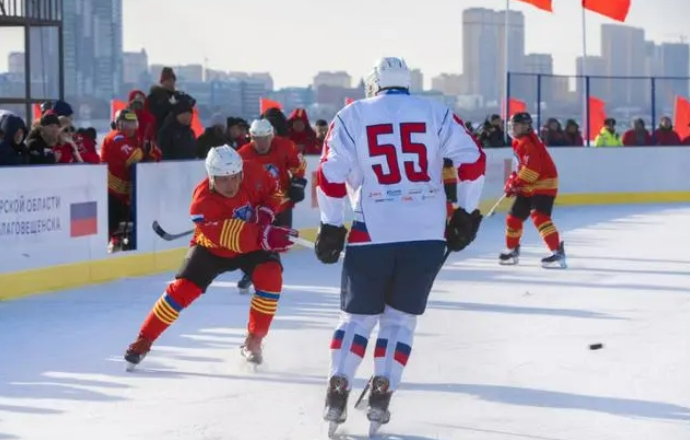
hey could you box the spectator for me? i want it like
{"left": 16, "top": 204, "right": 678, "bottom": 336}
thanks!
{"left": 653, "top": 116, "right": 681, "bottom": 146}
{"left": 53, "top": 116, "right": 84, "bottom": 163}
{"left": 25, "top": 112, "right": 60, "bottom": 164}
{"left": 261, "top": 107, "right": 289, "bottom": 137}
{"left": 226, "top": 117, "right": 250, "bottom": 149}
{"left": 195, "top": 113, "right": 227, "bottom": 159}
{"left": 52, "top": 100, "right": 74, "bottom": 121}
{"left": 287, "top": 108, "right": 317, "bottom": 154}
{"left": 0, "top": 113, "right": 28, "bottom": 166}
{"left": 594, "top": 118, "right": 622, "bottom": 147}
{"left": 309, "top": 119, "right": 329, "bottom": 155}
{"left": 101, "top": 109, "right": 144, "bottom": 251}
{"left": 622, "top": 118, "right": 652, "bottom": 146}
{"left": 562, "top": 119, "right": 584, "bottom": 146}
{"left": 147, "top": 67, "right": 177, "bottom": 137}
{"left": 157, "top": 98, "right": 196, "bottom": 160}
{"left": 128, "top": 90, "right": 157, "bottom": 148}
{"left": 74, "top": 128, "right": 102, "bottom": 164}
{"left": 478, "top": 114, "right": 510, "bottom": 148}
{"left": 464, "top": 121, "right": 475, "bottom": 134}
{"left": 541, "top": 118, "right": 568, "bottom": 146}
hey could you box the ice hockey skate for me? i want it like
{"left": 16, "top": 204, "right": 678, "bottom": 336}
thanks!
{"left": 323, "top": 375, "right": 349, "bottom": 438}
{"left": 237, "top": 272, "right": 252, "bottom": 294}
{"left": 499, "top": 244, "right": 520, "bottom": 265}
{"left": 124, "top": 335, "right": 152, "bottom": 371}
{"left": 541, "top": 241, "right": 566, "bottom": 269}
{"left": 240, "top": 333, "right": 263, "bottom": 367}
{"left": 367, "top": 376, "right": 392, "bottom": 437}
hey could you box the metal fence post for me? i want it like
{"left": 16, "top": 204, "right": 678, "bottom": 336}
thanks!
{"left": 536, "top": 74, "right": 542, "bottom": 133}
{"left": 650, "top": 77, "right": 657, "bottom": 145}
{"left": 585, "top": 75, "right": 591, "bottom": 147}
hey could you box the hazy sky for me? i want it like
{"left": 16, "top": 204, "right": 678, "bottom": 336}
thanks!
{"left": 1, "top": 0, "right": 689, "bottom": 89}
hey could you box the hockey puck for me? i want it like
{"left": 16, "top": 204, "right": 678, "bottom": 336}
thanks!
{"left": 589, "top": 343, "right": 603, "bottom": 350}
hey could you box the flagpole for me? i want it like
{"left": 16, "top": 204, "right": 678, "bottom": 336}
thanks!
{"left": 581, "top": 2, "right": 590, "bottom": 146}
{"left": 504, "top": 0, "right": 510, "bottom": 143}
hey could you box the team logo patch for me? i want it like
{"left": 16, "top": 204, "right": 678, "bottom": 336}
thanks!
{"left": 264, "top": 164, "right": 280, "bottom": 179}
{"left": 232, "top": 203, "right": 254, "bottom": 221}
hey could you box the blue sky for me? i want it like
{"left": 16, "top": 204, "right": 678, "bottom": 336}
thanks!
{"left": 1, "top": 0, "right": 688, "bottom": 88}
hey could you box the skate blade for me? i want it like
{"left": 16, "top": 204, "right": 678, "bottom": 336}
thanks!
{"left": 125, "top": 361, "right": 137, "bottom": 372}
{"left": 238, "top": 287, "right": 250, "bottom": 295}
{"left": 368, "top": 421, "right": 382, "bottom": 437}
{"left": 542, "top": 260, "right": 567, "bottom": 269}
{"left": 499, "top": 258, "right": 518, "bottom": 266}
{"left": 327, "top": 421, "right": 340, "bottom": 438}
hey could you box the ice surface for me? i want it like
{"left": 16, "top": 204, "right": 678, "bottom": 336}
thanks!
{"left": 1, "top": 204, "right": 689, "bottom": 439}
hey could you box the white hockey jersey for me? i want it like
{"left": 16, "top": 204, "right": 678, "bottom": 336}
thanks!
{"left": 316, "top": 90, "right": 484, "bottom": 246}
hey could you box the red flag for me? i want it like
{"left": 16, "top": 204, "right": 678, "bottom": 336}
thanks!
{"left": 582, "top": 0, "right": 630, "bottom": 22}
{"left": 587, "top": 96, "right": 606, "bottom": 140}
{"left": 502, "top": 98, "right": 527, "bottom": 120}
{"left": 32, "top": 104, "right": 41, "bottom": 121}
{"left": 673, "top": 96, "right": 690, "bottom": 141}
{"left": 514, "top": 0, "right": 552, "bottom": 12}
{"left": 191, "top": 108, "right": 203, "bottom": 138}
{"left": 259, "top": 98, "right": 282, "bottom": 114}
{"left": 110, "top": 99, "right": 127, "bottom": 120}
{"left": 344, "top": 97, "right": 355, "bottom": 105}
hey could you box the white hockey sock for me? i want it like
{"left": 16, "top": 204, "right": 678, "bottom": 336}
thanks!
{"left": 329, "top": 311, "right": 378, "bottom": 390}
{"left": 373, "top": 305, "right": 417, "bottom": 391}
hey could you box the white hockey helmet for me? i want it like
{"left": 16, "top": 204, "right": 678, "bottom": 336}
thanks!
{"left": 249, "top": 118, "right": 274, "bottom": 137}
{"left": 365, "top": 57, "right": 411, "bottom": 98}
{"left": 205, "top": 145, "right": 243, "bottom": 178}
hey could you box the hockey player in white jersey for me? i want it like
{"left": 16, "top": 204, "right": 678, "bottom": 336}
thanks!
{"left": 314, "top": 57, "right": 486, "bottom": 436}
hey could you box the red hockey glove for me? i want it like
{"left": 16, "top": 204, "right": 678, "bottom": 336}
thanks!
{"left": 255, "top": 206, "right": 275, "bottom": 226}
{"left": 259, "top": 225, "right": 297, "bottom": 252}
{"left": 504, "top": 172, "right": 520, "bottom": 196}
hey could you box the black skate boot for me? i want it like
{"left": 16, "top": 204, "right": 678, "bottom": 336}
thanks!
{"left": 367, "top": 376, "right": 393, "bottom": 436}
{"left": 240, "top": 333, "right": 263, "bottom": 365}
{"left": 124, "top": 335, "right": 152, "bottom": 371}
{"left": 324, "top": 375, "right": 349, "bottom": 438}
{"left": 499, "top": 244, "right": 520, "bottom": 265}
{"left": 542, "top": 241, "right": 566, "bottom": 269}
{"left": 237, "top": 272, "right": 252, "bottom": 294}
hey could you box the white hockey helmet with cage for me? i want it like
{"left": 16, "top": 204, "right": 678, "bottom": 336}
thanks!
{"left": 249, "top": 118, "right": 274, "bottom": 137}
{"left": 205, "top": 145, "right": 243, "bottom": 178}
{"left": 365, "top": 57, "right": 412, "bottom": 98}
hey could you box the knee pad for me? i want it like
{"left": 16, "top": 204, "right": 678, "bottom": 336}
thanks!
{"left": 380, "top": 305, "right": 417, "bottom": 333}
{"left": 166, "top": 278, "right": 203, "bottom": 308}
{"left": 530, "top": 210, "right": 550, "bottom": 227}
{"left": 252, "top": 261, "right": 282, "bottom": 293}
{"left": 506, "top": 214, "right": 524, "bottom": 230}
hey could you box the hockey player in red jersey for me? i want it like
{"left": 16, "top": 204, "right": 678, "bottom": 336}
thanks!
{"left": 124, "top": 146, "right": 297, "bottom": 369}
{"left": 500, "top": 112, "right": 566, "bottom": 268}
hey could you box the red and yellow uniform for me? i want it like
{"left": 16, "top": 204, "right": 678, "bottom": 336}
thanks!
{"left": 133, "top": 161, "right": 287, "bottom": 350}
{"left": 238, "top": 136, "right": 306, "bottom": 212}
{"left": 100, "top": 130, "right": 144, "bottom": 205}
{"left": 505, "top": 132, "right": 561, "bottom": 251}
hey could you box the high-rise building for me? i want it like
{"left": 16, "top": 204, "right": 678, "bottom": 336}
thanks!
{"left": 409, "top": 69, "right": 424, "bottom": 92}
{"left": 63, "top": 0, "right": 123, "bottom": 100}
{"left": 313, "top": 71, "right": 351, "bottom": 89}
{"left": 601, "top": 24, "right": 646, "bottom": 106}
{"left": 462, "top": 8, "right": 525, "bottom": 104}
{"left": 431, "top": 73, "right": 464, "bottom": 96}
{"left": 576, "top": 55, "right": 607, "bottom": 100}
{"left": 521, "top": 53, "right": 553, "bottom": 105}
{"left": 7, "top": 52, "right": 24, "bottom": 74}
{"left": 655, "top": 42, "right": 689, "bottom": 113}
{"left": 123, "top": 49, "right": 149, "bottom": 84}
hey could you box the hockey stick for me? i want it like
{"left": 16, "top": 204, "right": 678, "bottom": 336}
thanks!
{"left": 289, "top": 235, "right": 346, "bottom": 259}
{"left": 485, "top": 194, "right": 507, "bottom": 217}
{"left": 152, "top": 221, "right": 194, "bottom": 241}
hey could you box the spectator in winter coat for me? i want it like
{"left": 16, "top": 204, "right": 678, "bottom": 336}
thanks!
{"left": 0, "top": 113, "right": 29, "bottom": 166}
{"left": 53, "top": 116, "right": 85, "bottom": 163}
{"left": 157, "top": 100, "right": 197, "bottom": 160}
{"left": 146, "top": 67, "right": 178, "bottom": 137}
{"left": 541, "top": 118, "right": 568, "bottom": 146}
{"left": 287, "top": 108, "right": 317, "bottom": 154}
{"left": 226, "top": 117, "right": 250, "bottom": 149}
{"left": 594, "top": 118, "right": 622, "bottom": 147}
{"left": 311, "top": 119, "right": 328, "bottom": 155}
{"left": 478, "top": 114, "right": 510, "bottom": 148}
{"left": 653, "top": 116, "right": 682, "bottom": 146}
{"left": 25, "top": 112, "right": 60, "bottom": 164}
{"left": 562, "top": 119, "right": 584, "bottom": 146}
{"left": 261, "top": 107, "right": 289, "bottom": 137}
{"left": 74, "top": 128, "right": 101, "bottom": 163}
{"left": 195, "top": 113, "right": 227, "bottom": 159}
{"left": 52, "top": 100, "right": 74, "bottom": 121}
{"left": 622, "top": 118, "right": 652, "bottom": 146}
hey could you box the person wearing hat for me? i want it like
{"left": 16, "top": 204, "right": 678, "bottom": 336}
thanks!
{"left": 156, "top": 97, "right": 196, "bottom": 160}
{"left": 195, "top": 113, "right": 228, "bottom": 159}
{"left": 622, "top": 118, "right": 652, "bottom": 146}
{"left": 594, "top": 117, "right": 622, "bottom": 147}
{"left": 226, "top": 117, "right": 250, "bottom": 149}
{"left": 146, "top": 66, "right": 178, "bottom": 137}
{"left": 25, "top": 112, "right": 60, "bottom": 164}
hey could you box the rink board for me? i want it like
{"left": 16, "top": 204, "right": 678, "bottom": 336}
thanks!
{"left": 1, "top": 147, "right": 690, "bottom": 300}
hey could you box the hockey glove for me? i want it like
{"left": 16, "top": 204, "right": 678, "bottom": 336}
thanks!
{"left": 504, "top": 172, "right": 520, "bottom": 196}
{"left": 255, "top": 206, "right": 275, "bottom": 226}
{"left": 259, "top": 225, "right": 297, "bottom": 253}
{"left": 288, "top": 177, "right": 307, "bottom": 203}
{"left": 446, "top": 208, "right": 482, "bottom": 252}
{"left": 315, "top": 223, "right": 347, "bottom": 264}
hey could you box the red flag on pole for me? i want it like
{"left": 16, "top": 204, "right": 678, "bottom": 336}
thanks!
{"left": 191, "top": 108, "right": 203, "bottom": 138}
{"left": 673, "top": 96, "right": 690, "bottom": 141}
{"left": 259, "top": 98, "right": 282, "bottom": 114}
{"left": 587, "top": 96, "right": 606, "bottom": 141}
{"left": 514, "top": 0, "right": 552, "bottom": 12}
{"left": 502, "top": 98, "right": 527, "bottom": 120}
{"left": 582, "top": 0, "right": 630, "bottom": 22}
{"left": 32, "top": 103, "right": 42, "bottom": 121}
{"left": 110, "top": 99, "right": 127, "bottom": 120}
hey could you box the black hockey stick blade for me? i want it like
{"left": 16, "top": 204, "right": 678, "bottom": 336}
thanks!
{"left": 152, "top": 220, "right": 194, "bottom": 241}
{"left": 354, "top": 376, "right": 372, "bottom": 410}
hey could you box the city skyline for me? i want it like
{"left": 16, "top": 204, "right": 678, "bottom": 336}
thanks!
{"left": 1, "top": 0, "right": 689, "bottom": 89}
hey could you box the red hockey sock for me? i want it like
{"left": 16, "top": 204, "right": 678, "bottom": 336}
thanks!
{"left": 248, "top": 262, "right": 282, "bottom": 338}
{"left": 531, "top": 211, "right": 560, "bottom": 252}
{"left": 139, "top": 279, "right": 202, "bottom": 342}
{"left": 505, "top": 214, "right": 524, "bottom": 249}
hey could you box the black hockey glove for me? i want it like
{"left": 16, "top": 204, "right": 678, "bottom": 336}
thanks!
{"left": 445, "top": 208, "right": 482, "bottom": 252}
{"left": 315, "top": 223, "right": 347, "bottom": 264}
{"left": 288, "top": 177, "right": 307, "bottom": 203}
